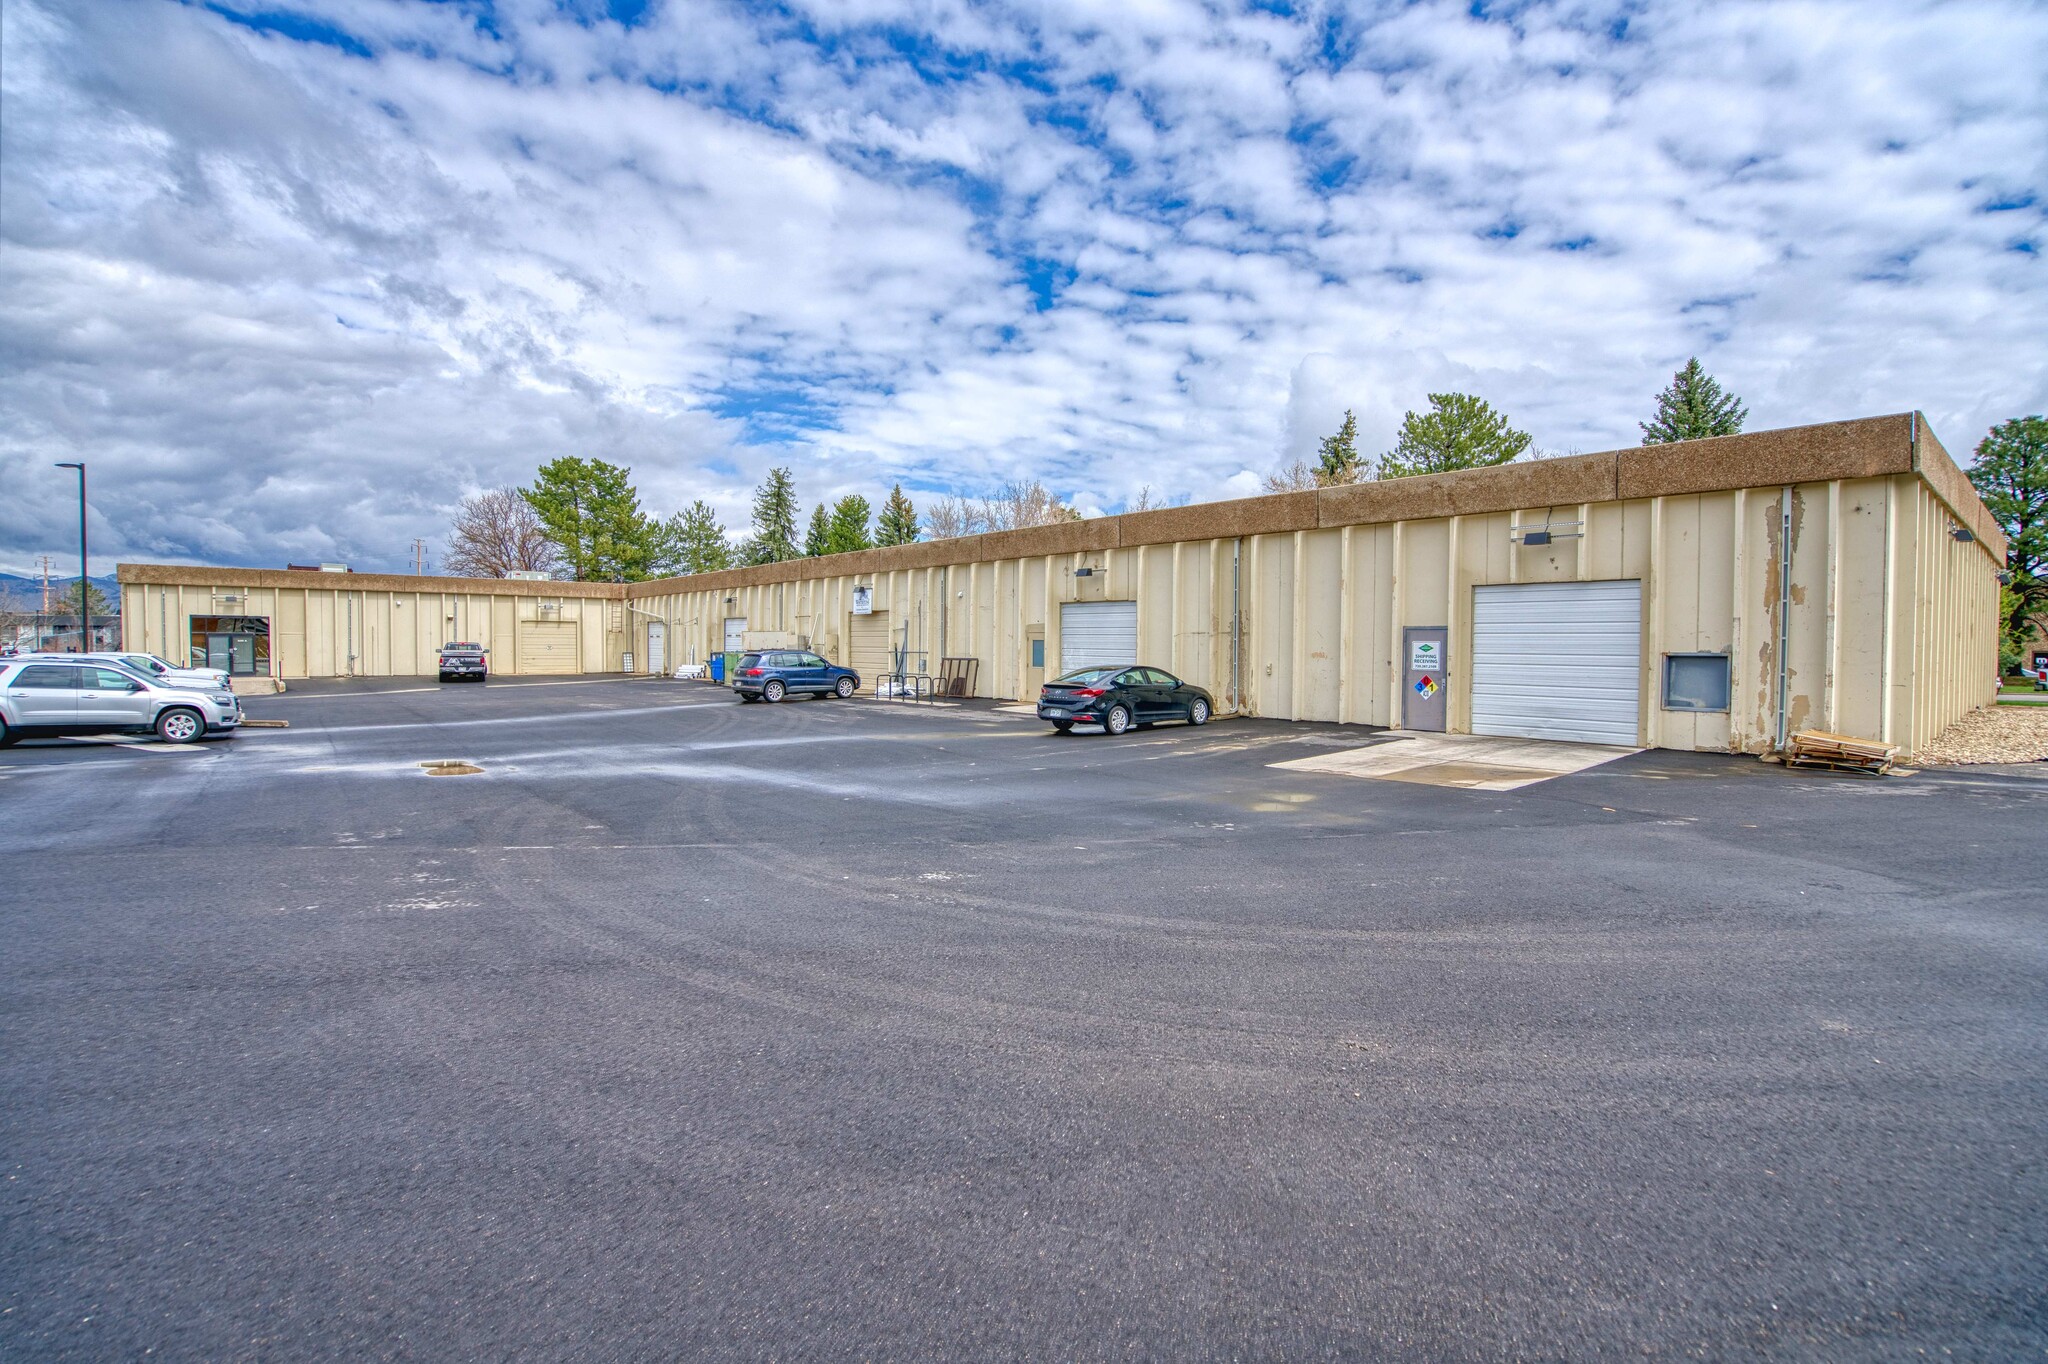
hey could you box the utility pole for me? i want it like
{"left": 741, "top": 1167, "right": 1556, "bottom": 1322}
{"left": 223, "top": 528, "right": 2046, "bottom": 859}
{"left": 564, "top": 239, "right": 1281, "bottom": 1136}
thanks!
{"left": 38, "top": 555, "right": 52, "bottom": 651}
{"left": 412, "top": 539, "right": 427, "bottom": 574}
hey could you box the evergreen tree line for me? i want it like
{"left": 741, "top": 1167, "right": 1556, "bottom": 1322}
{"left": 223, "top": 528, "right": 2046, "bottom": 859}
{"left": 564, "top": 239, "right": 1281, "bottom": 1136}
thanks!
{"left": 441, "top": 462, "right": 926, "bottom": 582}
{"left": 1265, "top": 357, "right": 1750, "bottom": 492}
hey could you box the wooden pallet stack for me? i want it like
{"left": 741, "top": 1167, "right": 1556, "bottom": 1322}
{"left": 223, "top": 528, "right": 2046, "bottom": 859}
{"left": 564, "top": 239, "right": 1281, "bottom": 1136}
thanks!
{"left": 1783, "top": 729, "right": 1898, "bottom": 776}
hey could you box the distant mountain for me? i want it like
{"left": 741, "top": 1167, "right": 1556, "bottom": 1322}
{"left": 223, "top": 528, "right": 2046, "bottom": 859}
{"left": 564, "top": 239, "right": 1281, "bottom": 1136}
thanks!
{"left": 0, "top": 572, "right": 122, "bottom": 609}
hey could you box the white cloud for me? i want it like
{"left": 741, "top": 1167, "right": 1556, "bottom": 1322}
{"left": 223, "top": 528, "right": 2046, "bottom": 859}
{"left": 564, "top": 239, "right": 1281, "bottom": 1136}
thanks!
{"left": 2, "top": 0, "right": 2043, "bottom": 571}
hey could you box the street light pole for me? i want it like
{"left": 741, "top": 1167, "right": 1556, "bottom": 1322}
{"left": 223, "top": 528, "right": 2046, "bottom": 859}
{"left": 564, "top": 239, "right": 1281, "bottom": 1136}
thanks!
{"left": 55, "top": 462, "right": 86, "bottom": 651}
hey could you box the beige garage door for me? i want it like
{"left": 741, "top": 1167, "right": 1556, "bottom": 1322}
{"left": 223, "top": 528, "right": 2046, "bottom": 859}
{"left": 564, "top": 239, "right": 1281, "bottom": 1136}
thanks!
{"left": 848, "top": 612, "right": 892, "bottom": 692}
{"left": 515, "top": 621, "right": 580, "bottom": 675}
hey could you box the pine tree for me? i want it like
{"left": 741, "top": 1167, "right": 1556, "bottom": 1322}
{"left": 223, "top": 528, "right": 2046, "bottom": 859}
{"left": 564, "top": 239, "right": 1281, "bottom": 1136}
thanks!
{"left": 660, "top": 500, "right": 733, "bottom": 576}
{"left": 746, "top": 467, "right": 801, "bottom": 564}
{"left": 825, "top": 495, "right": 873, "bottom": 555}
{"left": 1640, "top": 358, "right": 1747, "bottom": 444}
{"left": 1968, "top": 415, "right": 2048, "bottom": 662}
{"left": 1377, "top": 394, "right": 1529, "bottom": 479}
{"left": 1315, "top": 409, "right": 1364, "bottom": 485}
{"left": 521, "top": 456, "right": 662, "bottom": 580}
{"left": 803, "top": 504, "right": 832, "bottom": 558}
{"left": 876, "top": 484, "right": 920, "bottom": 546}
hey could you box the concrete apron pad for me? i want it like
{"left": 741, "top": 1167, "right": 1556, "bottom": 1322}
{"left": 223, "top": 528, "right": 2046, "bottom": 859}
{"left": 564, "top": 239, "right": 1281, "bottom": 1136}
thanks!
{"left": 1271, "top": 731, "right": 1639, "bottom": 791}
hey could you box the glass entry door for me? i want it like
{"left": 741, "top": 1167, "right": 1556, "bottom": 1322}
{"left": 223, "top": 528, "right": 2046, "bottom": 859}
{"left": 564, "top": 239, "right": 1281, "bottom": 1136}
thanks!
{"left": 204, "top": 634, "right": 233, "bottom": 672}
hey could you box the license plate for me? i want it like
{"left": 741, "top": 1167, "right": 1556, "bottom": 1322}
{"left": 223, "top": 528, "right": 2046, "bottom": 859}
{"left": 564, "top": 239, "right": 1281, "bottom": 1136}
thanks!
{"left": 1042, "top": 708, "right": 1068, "bottom": 718}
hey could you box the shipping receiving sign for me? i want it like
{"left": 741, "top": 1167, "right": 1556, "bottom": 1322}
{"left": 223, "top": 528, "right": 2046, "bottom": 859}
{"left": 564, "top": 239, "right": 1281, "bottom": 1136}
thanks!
{"left": 1409, "top": 640, "right": 1440, "bottom": 672}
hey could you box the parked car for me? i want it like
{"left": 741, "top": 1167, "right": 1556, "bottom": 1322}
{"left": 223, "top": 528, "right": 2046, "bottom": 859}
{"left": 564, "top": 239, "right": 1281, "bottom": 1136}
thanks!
{"left": 732, "top": 650, "right": 860, "bottom": 703}
{"left": 20, "top": 650, "right": 231, "bottom": 691}
{"left": 0, "top": 659, "right": 241, "bottom": 746}
{"left": 438, "top": 642, "right": 489, "bottom": 683}
{"left": 1037, "top": 665, "right": 1213, "bottom": 735}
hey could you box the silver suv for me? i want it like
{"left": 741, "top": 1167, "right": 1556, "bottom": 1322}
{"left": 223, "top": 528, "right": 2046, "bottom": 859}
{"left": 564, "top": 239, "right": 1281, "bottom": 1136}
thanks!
{"left": 18, "top": 650, "right": 230, "bottom": 691}
{"left": 0, "top": 659, "right": 241, "bottom": 746}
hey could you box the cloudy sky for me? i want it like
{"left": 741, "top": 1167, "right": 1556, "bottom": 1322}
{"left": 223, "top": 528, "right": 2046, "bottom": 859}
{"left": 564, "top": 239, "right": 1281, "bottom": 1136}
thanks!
{"left": 2, "top": 0, "right": 2043, "bottom": 575}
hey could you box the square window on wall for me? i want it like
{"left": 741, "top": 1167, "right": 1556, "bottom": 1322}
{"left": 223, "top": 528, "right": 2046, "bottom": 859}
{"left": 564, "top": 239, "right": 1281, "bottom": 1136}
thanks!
{"left": 1663, "top": 653, "right": 1731, "bottom": 712}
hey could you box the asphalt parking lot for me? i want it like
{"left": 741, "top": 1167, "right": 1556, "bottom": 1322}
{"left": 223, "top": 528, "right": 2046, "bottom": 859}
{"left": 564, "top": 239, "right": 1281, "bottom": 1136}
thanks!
{"left": 3, "top": 679, "right": 2044, "bottom": 1361}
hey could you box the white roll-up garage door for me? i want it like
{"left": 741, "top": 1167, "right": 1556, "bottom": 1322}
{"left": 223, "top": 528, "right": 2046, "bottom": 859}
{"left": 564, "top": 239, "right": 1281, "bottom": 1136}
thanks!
{"left": 1059, "top": 601, "right": 1138, "bottom": 673}
{"left": 848, "top": 612, "right": 893, "bottom": 692}
{"left": 1471, "top": 581, "right": 1642, "bottom": 745}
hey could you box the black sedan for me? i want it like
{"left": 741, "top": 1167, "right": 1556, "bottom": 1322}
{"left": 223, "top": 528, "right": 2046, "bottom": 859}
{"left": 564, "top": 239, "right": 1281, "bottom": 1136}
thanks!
{"left": 1036, "top": 665, "right": 1213, "bottom": 735}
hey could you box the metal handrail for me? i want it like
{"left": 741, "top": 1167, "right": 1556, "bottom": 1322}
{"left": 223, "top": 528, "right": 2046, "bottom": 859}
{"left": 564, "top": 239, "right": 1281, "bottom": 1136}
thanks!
{"left": 879, "top": 671, "right": 935, "bottom": 702}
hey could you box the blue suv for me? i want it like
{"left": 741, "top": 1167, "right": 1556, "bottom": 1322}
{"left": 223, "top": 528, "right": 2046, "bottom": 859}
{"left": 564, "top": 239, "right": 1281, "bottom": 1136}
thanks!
{"left": 733, "top": 650, "right": 861, "bottom": 703}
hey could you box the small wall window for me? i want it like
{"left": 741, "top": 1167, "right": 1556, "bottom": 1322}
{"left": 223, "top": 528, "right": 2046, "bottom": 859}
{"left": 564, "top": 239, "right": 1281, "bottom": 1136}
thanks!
{"left": 1663, "top": 653, "right": 1731, "bottom": 712}
{"left": 1030, "top": 637, "right": 1045, "bottom": 668}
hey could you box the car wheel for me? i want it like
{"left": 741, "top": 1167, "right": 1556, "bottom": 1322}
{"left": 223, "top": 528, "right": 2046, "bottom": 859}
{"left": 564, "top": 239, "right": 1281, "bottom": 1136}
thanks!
{"left": 1104, "top": 704, "right": 1132, "bottom": 736}
{"left": 763, "top": 679, "right": 787, "bottom": 703}
{"left": 1188, "top": 697, "right": 1210, "bottom": 726}
{"left": 0, "top": 721, "right": 15, "bottom": 748}
{"left": 1051, "top": 721, "right": 1073, "bottom": 733}
{"left": 835, "top": 676, "right": 855, "bottom": 698}
{"left": 155, "top": 707, "right": 204, "bottom": 744}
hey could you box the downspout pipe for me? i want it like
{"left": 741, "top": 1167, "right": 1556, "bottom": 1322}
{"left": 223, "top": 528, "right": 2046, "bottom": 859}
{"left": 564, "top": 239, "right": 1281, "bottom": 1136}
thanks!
{"left": 1775, "top": 487, "right": 1794, "bottom": 751}
{"left": 1230, "top": 537, "right": 1243, "bottom": 715}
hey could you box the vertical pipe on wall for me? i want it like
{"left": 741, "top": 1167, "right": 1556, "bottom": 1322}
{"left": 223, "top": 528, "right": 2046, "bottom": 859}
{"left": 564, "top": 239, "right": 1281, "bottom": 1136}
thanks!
{"left": 1823, "top": 481, "right": 1842, "bottom": 731}
{"left": 1229, "top": 537, "right": 1242, "bottom": 714}
{"left": 1774, "top": 487, "right": 1793, "bottom": 751}
{"left": 1337, "top": 525, "right": 1353, "bottom": 726}
{"left": 1729, "top": 488, "right": 1748, "bottom": 750}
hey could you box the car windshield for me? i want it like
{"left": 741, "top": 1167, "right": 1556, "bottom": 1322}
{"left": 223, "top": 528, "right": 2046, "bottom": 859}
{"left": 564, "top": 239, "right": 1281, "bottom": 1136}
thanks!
{"left": 120, "top": 655, "right": 170, "bottom": 674}
{"left": 1053, "top": 667, "right": 1124, "bottom": 685}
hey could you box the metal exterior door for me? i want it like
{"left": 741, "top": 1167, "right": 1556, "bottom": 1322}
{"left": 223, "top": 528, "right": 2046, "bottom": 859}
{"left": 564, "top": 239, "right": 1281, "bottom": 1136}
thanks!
{"left": 1471, "top": 580, "right": 1642, "bottom": 745}
{"left": 1402, "top": 627, "right": 1449, "bottom": 732}
{"left": 723, "top": 617, "right": 747, "bottom": 655}
{"left": 1059, "top": 601, "right": 1137, "bottom": 673}
{"left": 646, "top": 622, "right": 665, "bottom": 675}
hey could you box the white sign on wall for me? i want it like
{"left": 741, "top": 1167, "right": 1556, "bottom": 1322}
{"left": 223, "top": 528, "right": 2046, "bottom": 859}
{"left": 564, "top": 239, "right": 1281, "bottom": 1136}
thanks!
{"left": 851, "top": 585, "right": 874, "bottom": 615}
{"left": 1409, "top": 639, "right": 1441, "bottom": 672}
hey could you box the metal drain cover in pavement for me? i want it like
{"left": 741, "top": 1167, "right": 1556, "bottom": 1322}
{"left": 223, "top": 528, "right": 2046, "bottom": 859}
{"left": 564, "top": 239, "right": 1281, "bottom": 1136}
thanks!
{"left": 419, "top": 759, "right": 483, "bottom": 776}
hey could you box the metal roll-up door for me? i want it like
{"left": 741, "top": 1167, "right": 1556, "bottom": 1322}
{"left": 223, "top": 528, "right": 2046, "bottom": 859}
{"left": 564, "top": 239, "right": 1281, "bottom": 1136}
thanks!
{"left": 848, "top": 612, "right": 892, "bottom": 691}
{"left": 516, "top": 621, "right": 580, "bottom": 675}
{"left": 1470, "top": 581, "right": 1642, "bottom": 745}
{"left": 1059, "top": 601, "right": 1138, "bottom": 673}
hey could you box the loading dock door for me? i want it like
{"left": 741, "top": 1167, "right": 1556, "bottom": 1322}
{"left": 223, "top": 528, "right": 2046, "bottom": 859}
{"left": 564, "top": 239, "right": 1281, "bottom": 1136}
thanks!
{"left": 848, "top": 612, "right": 892, "bottom": 692}
{"left": 1470, "top": 581, "right": 1642, "bottom": 745}
{"left": 516, "top": 621, "right": 580, "bottom": 675}
{"left": 1059, "top": 601, "right": 1137, "bottom": 673}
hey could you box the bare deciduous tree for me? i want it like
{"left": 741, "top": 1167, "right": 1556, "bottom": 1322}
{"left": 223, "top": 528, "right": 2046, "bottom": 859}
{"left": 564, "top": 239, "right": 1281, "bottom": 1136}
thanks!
{"left": 1261, "top": 459, "right": 1321, "bottom": 493}
{"left": 923, "top": 480, "right": 1084, "bottom": 539}
{"left": 982, "top": 480, "right": 1082, "bottom": 532}
{"left": 922, "top": 494, "right": 981, "bottom": 540}
{"left": 443, "top": 488, "right": 563, "bottom": 579}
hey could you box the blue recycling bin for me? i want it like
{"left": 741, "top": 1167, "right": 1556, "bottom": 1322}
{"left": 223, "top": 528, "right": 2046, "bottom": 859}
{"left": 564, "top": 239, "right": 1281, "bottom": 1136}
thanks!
{"left": 709, "top": 654, "right": 725, "bottom": 683}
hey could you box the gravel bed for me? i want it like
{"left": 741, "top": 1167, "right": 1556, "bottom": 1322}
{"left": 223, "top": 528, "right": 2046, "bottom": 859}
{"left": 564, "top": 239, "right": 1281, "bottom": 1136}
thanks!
{"left": 1915, "top": 704, "right": 2048, "bottom": 765}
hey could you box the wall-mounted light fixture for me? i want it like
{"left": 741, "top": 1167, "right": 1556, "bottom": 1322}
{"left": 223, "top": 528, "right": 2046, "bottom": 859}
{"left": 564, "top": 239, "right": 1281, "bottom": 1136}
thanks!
{"left": 1510, "top": 518, "right": 1581, "bottom": 545}
{"left": 1951, "top": 527, "right": 1976, "bottom": 542}
{"left": 1073, "top": 567, "right": 1095, "bottom": 577}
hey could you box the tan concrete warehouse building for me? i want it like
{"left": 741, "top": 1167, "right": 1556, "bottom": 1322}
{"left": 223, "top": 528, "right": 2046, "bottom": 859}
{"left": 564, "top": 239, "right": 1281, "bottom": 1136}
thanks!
{"left": 121, "top": 413, "right": 2005, "bottom": 757}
